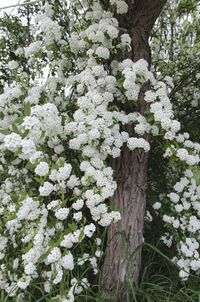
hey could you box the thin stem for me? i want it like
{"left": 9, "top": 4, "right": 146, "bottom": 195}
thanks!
{"left": 0, "top": 0, "right": 42, "bottom": 10}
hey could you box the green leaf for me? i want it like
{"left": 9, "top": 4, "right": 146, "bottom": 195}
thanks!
{"left": 21, "top": 129, "right": 29, "bottom": 138}
{"left": 0, "top": 112, "right": 4, "bottom": 120}
{"left": 69, "top": 223, "right": 77, "bottom": 232}
{"left": 34, "top": 177, "right": 44, "bottom": 185}
{"left": 169, "top": 145, "right": 176, "bottom": 155}
{"left": 14, "top": 117, "right": 24, "bottom": 125}
{"left": 24, "top": 102, "right": 31, "bottom": 116}
{"left": 26, "top": 162, "right": 34, "bottom": 172}
{"left": 12, "top": 123, "right": 20, "bottom": 134}
{"left": 191, "top": 166, "right": 200, "bottom": 186}
{"left": 0, "top": 129, "right": 10, "bottom": 135}
{"left": 22, "top": 242, "right": 33, "bottom": 254}
{"left": 37, "top": 250, "right": 50, "bottom": 264}
{"left": 78, "top": 229, "right": 85, "bottom": 241}
{"left": 9, "top": 193, "right": 19, "bottom": 203}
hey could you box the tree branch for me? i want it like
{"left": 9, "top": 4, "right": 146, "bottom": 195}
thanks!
{"left": 131, "top": 0, "right": 167, "bottom": 33}
{"left": 169, "top": 64, "right": 200, "bottom": 99}
{"left": 0, "top": 0, "right": 42, "bottom": 10}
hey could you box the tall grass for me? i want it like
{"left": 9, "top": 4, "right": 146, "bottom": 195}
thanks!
{"left": 76, "top": 240, "right": 200, "bottom": 302}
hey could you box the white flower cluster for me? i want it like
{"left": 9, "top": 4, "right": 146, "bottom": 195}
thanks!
{"left": 127, "top": 137, "right": 150, "bottom": 152}
{"left": 34, "top": 4, "right": 62, "bottom": 47}
{"left": 159, "top": 170, "right": 200, "bottom": 280}
{"left": 0, "top": 85, "right": 24, "bottom": 129}
{"left": 110, "top": 0, "right": 128, "bottom": 14}
{"left": 0, "top": 1, "right": 129, "bottom": 300}
{"left": 25, "top": 41, "right": 43, "bottom": 58}
{"left": 120, "top": 63, "right": 200, "bottom": 165}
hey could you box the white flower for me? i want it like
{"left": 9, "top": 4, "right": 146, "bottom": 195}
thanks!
{"left": 121, "top": 33, "right": 131, "bottom": 46}
{"left": 127, "top": 137, "right": 150, "bottom": 152}
{"left": 0, "top": 236, "right": 8, "bottom": 251}
{"left": 39, "top": 182, "right": 54, "bottom": 196}
{"left": 107, "top": 25, "right": 119, "bottom": 39}
{"left": 55, "top": 208, "right": 69, "bottom": 220}
{"left": 95, "top": 238, "right": 102, "bottom": 246}
{"left": 171, "top": 120, "right": 181, "bottom": 133}
{"left": 25, "top": 41, "right": 43, "bottom": 57}
{"left": 73, "top": 212, "right": 82, "bottom": 222}
{"left": 35, "top": 162, "right": 49, "bottom": 177}
{"left": 4, "top": 133, "right": 22, "bottom": 152}
{"left": 163, "top": 215, "right": 174, "bottom": 224}
{"left": 111, "top": 211, "right": 121, "bottom": 223}
{"left": 47, "top": 247, "right": 61, "bottom": 264}
{"left": 60, "top": 234, "right": 74, "bottom": 248}
{"left": 175, "top": 204, "right": 183, "bottom": 213}
{"left": 72, "top": 199, "right": 84, "bottom": 211}
{"left": 152, "top": 202, "right": 161, "bottom": 210}
{"left": 8, "top": 60, "right": 19, "bottom": 70}
{"left": 179, "top": 269, "right": 189, "bottom": 280}
{"left": 95, "top": 47, "right": 110, "bottom": 59}
{"left": 168, "top": 192, "right": 179, "bottom": 203}
{"left": 99, "top": 213, "right": 113, "bottom": 226}
{"left": 161, "top": 234, "right": 173, "bottom": 247}
{"left": 163, "top": 147, "right": 173, "bottom": 158}
{"left": 24, "top": 263, "right": 36, "bottom": 275}
{"left": 84, "top": 224, "right": 96, "bottom": 238}
{"left": 58, "top": 164, "right": 72, "bottom": 181}
{"left": 47, "top": 199, "right": 60, "bottom": 210}
{"left": 17, "top": 276, "right": 31, "bottom": 289}
{"left": 53, "top": 269, "right": 63, "bottom": 284}
{"left": 172, "top": 219, "right": 180, "bottom": 229}
{"left": 61, "top": 252, "right": 74, "bottom": 270}
{"left": 21, "top": 139, "right": 36, "bottom": 159}
{"left": 110, "top": 0, "right": 128, "bottom": 14}
{"left": 176, "top": 148, "right": 188, "bottom": 161}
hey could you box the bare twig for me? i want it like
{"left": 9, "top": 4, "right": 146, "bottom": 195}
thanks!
{"left": 169, "top": 65, "right": 200, "bottom": 98}
{"left": 0, "top": 0, "right": 42, "bottom": 10}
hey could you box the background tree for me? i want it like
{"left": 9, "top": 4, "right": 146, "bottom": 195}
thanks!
{"left": 100, "top": 0, "right": 167, "bottom": 295}
{"left": 100, "top": 0, "right": 200, "bottom": 298}
{"left": 0, "top": 2, "right": 42, "bottom": 92}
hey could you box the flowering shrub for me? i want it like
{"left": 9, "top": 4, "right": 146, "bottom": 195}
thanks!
{"left": 0, "top": 0, "right": 199, "bottom": 300}
{"left": 154, "top": 168, "right": 200, "bottom": 280}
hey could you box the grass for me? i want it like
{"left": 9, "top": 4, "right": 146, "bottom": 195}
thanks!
{"left": 76, "top": 240, "right": 200, "bottom": 302}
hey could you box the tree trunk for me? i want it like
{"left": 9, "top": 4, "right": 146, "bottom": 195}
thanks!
{"left": 100, "top": 0, "right": 167, "bottom": 298}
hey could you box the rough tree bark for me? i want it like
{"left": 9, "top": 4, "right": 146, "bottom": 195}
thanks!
{"left": 100, "top": 0, "right": 167, "bottom": 298}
